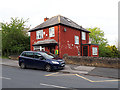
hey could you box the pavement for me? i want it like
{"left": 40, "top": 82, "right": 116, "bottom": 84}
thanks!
{"left": 0, "top": 58, "right": 119, "bottom": 79}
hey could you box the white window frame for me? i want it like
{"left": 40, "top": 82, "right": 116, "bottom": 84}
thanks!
{"left": 36, "top": 30, "right": 43, "bottom": 39}
{"left": 82, "top": 32, "right": 86, "bottom": 40}
{"left": 34, "top": 46, "right": 45, "bottom": 51}
{"left": 75, "top": 36, "right": 79, "bottom": 45}
{"left": 49, "top": 27, "right": 55, "bottom": 37}
{"left": 92, "top": 47, "right": 98, "bottom": 55}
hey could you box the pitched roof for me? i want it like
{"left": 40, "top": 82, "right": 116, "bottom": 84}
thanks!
{"left": 29, "top": 15, "right": 90, "bottom": 33}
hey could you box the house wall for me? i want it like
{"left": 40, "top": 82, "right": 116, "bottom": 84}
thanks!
{"left": 82, "top": 44, "right": 99, "bottom": 57}
{"left": 90, "top": 45, "right": 99, "bottom": 57}
{"left": 59, "top": 25, "right": 81, "bottom": 58}
{"left": 30, "top": 25, "right": 92, "bottom": 58}
{"left": 30, "top": 26, "right": 59, "bottom": 51}
{"left": 82, "top": 32, "right": 89, "bottom": 44}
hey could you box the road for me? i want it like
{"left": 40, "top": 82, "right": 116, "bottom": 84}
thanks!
{"left": 2, "top": 65, "right": 119, "bottom": 88}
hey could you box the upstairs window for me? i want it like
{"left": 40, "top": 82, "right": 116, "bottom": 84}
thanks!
{"left": 75, "top": 36, "right": 79, "bottom": 44}
{"left": 49, "top": 27, "right": 55, "bottom": 37}
{"left": 36, "top": 30, "right": 43, "bottom": 39}
{"left": 82, "top": 32, "right": 86, "bottom": 40}
{"left": 92, "top": 47, "right": 98, "bottom": 55}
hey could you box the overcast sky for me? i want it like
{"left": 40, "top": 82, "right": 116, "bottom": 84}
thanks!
{"left": 0, "top": 0, "right": 119, "bottom": 46}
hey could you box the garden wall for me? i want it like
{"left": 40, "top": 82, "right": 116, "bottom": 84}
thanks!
{"left": 63, "top": 55, "right": 120, "bottom": 68}
{"left": 8, "top": 55, "right": 19, "bottom": 60}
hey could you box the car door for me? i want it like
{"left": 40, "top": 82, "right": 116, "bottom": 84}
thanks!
{"left": 34, "top": 53, "right": 46, "bottom": 69}
{"left": 25, "top": 52, "right": 35, "bottom": 68}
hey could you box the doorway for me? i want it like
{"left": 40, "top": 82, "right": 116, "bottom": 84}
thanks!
{"left": 83, "top": 46, "right": 88, "bottom": 56}
{"left": 49, "top": 46, "right": 55, "bottom": 54}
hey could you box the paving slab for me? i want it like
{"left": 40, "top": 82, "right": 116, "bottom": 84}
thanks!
{"left": 60, "top": 65, "right": 88, "bottom": 74}
{"left": 74, "top": 66, "right": 95, "bottom": 71}
{"left": 66, "top": 64, "right": 119, "bottom": 79}
{"left": 0, "top": 58, "right": 19, "bottom": 67}
{"left": 88, "top": 67, "right": 119, "bottom": 79}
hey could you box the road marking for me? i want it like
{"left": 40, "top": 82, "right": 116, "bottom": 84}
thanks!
{"left": 0, "top": 77, "right": 11, "bottom": 80}
{"left": 75, "top": 74, "right": 120, "bottom": 83}
{"left": 92, "top": 79, "right": 120, "bottom": 82}
{"left": 40, "top": 83, "right": 67, "bottom": 88}
{"left": 50, "top": 74, "right": 76, "bottom": 76}
{"left": 45, "top": 72, "right": 75, "bottom": 76}
{"left": 45, "top": 72, "right": 59, "bottom": 76}
{"left": 45, "top": 72, "right": 120, "bottom": 83}
{"left": 75, "top": 74, "right": 94, "bottom": 82}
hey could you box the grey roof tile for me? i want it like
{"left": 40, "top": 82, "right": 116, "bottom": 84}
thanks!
{"left": 29, "top": 15, "right": 90, "bottom": 33}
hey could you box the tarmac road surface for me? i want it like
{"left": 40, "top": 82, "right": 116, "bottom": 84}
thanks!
{"left": 2, "top": 65, "right": 119, "bottom": 89}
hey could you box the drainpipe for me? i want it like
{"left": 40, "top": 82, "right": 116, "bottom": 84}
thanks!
{"left": 58, "top": 25, "right": 60, "bottom": 56}
{"left": 80, "top": 31, "right": 82, "bottom": 56}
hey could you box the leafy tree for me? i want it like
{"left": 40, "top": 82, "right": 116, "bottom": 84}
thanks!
{"left": 1, "top": 17, "right": 30, "bottom": 56}
{"left": 87, "top": 27, "right": 120, "bottom": 58}
{"left": 106, "top": 45, "right": 120, "bottom": 58}
{"left": 88, "top": 27, "right": 108, "bottom": 45}
{"left": 0, "top": 30, "right": 2, "bottom": 56}
{"left": 87, "top": 27, "right": 109, "bottom": 57}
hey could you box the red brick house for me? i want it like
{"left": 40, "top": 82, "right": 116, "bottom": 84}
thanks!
{"left": 29, "top": 15, "right": 99, "bottom": 58}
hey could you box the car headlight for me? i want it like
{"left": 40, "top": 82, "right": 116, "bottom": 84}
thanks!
{"left": 52, "top": 61, "right": 59, "bottom": 64}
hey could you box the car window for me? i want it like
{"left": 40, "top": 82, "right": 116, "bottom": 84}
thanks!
{"left": 40, "top": 52, "right": 54, "bottom": 59}
{"left": 34, "top": 53, "right": 42, "bottom": 59}
{"left": 21, "top": 52, "right": 26, "bottom": 56}
{"left": 26, "top": 52, "right": 34, "bottom": 58}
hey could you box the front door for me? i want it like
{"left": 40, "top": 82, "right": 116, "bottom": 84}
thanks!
{"left": 83, "top": 46, "right": 88, "bottom": 56}
{"left": 49, "top": 46, "right": 55, "bottom": 54}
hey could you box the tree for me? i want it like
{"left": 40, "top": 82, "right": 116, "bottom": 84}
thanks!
{"left": 0, "top": 30, "right": 2, "bottom": 56}
{"left": 87, "top": 27, "right": 109, "bottom": 57}
{"left": 106, "top": 45, "right": 120, "bottom": 58}
{"left": 1, "top": 17, "right": 30, "bottom": 56}
{"left": 88, "top": 27, "right": 108, "bottom": 45}
{"left": 87, "top": 27, "right": 120, "bottom": 58}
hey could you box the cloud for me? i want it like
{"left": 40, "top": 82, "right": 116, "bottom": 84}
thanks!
{"left": 105, "top": 34, "right": 118, "bottom": 46}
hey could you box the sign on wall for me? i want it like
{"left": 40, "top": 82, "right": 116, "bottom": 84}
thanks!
{"left": 55, "top": 50, "right": 58, "bottom": 54}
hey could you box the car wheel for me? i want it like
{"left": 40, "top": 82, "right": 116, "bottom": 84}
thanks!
{"left": 20, "top": 62, "right": 26, "bottom": 69}
{"left": 45, "top": 64, "right": 52, "bottom": 72}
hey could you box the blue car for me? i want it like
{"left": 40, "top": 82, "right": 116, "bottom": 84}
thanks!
{"left": 18, "top": 51, "right": 65, "bottom": 71}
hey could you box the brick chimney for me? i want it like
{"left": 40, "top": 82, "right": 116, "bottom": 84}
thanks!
{"left": 44, "top": 17, "right": 49, "bottom": 21}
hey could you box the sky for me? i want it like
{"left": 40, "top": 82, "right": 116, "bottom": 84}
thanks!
{"left": 0, "top": 0, "right": 119, "bottom": 47}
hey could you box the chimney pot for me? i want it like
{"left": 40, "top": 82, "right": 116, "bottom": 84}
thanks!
{"left": 44, "top": 17, "right": 49, "bottom": 21}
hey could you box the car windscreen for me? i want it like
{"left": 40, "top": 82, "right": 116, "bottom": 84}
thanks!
{"left": 40, "top": 52, "right": 54, "bottom": 59}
